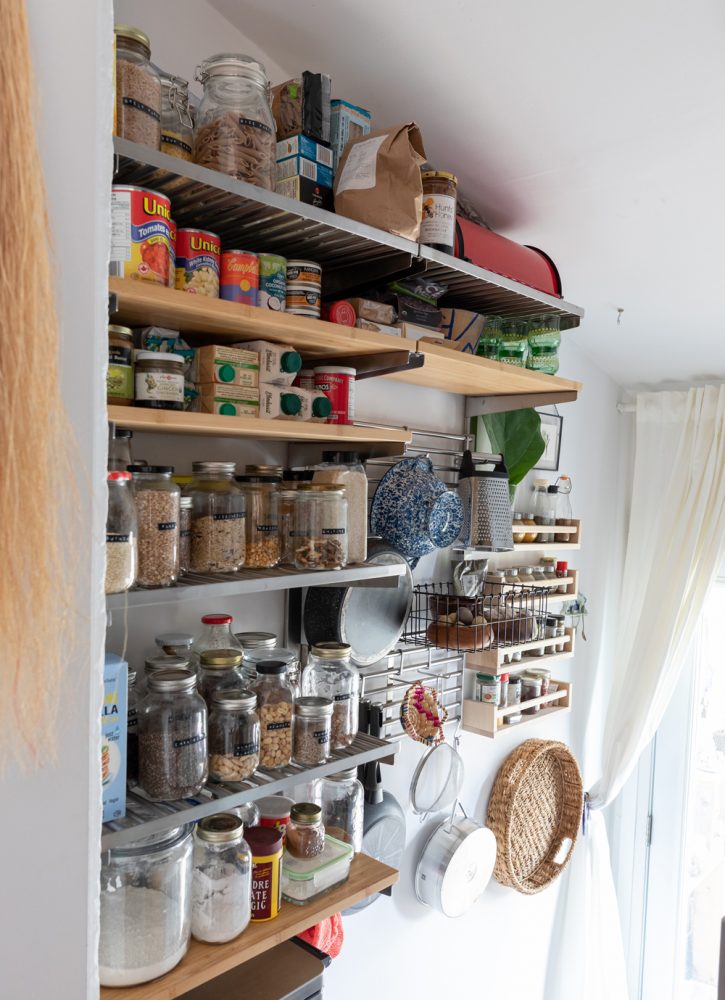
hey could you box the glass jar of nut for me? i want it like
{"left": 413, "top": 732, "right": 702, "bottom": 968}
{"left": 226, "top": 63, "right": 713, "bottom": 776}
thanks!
{"left": 234, "top": 474, "right": 280, "bottom": 568}
{"left": 207, "top": 689, "right": 260, "bottom": 782}
{"left": 252, "top": 660, "right": 293, "bottom": 768}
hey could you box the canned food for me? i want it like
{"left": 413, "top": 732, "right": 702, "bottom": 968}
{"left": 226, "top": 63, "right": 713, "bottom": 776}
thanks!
{"left": 286, "top": 260, "right": 321, "bottom": 285}
{"left": 258, "top": 254, "right": 287, "bottom": 311}
{"left": 322, "top": 300, "right": 356, "bottom": 326}
{"left": 286, "top": 287, "right": 321, "bottom": 316}
{"left": 175, "top": 227, "right": 220, "bottom": 297}
{"left": 220, "top": 250, "right": 259, "bottom": 306}
{"left": 314, "top": 366, "right": 356, "bottom": 425}
{"left": 168, "top": 219, "right": 176, "bottom": 288}
{"left": 110, "top": 185, "right": 172, "bottom": 285}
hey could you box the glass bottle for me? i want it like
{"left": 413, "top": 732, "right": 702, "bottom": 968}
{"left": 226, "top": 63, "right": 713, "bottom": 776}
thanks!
{"left": 315, "top": 768, "right": 364, "bottom": 852}
{"left": 285, "top": 803, "right": 326, "bottom": 860}
{"left": 531, "top": 478, "right": 554, "bottom": 543}
{"left": 235, "top": 475, "right": 280, "bottom": 568}
{"left": 253, "top": 661, "right": 294, "bottom": 769}
{"left": 302, "top": 643, "right": 360, "bottom": 749}
{"left": 159, "top": 72, "right": 194, "bottom": 161}
{"left": 243, "top": 646, "right": 300, "bottom": 695}
{"left": 194, "top": 54, "right": 276, "bottom": 189}
{"left": 197, "top": 649, "right": 244, "bottom": 703}
{"left": 105, "top": 471, "right": 138, "bottom": 594}
{"left": 108, "top": 425, "right": 133, "bottom": 472}
{"left": 208, "top": 689, "right": 260, "bottom": 781}
{"left": 191, "top": 814, "right": 252, "bottom": 943}
{"left": 186, "top": 462, "right": 246, "bottom": 573}
{"left": 114, "top": 25, "right": 161, "bottom": 150}
{"left": 192, "top": 613, "right": 244, "bottom": 666}
{"left": 99, "top": 825, "right": 193, "bottom": 987}
{"left": 138, "top": 668, "right": 208, "bottom": 801}
{"left": 293, "top": 484, "right": 348, "bottom": 571}
{"left": 555, "top": 474, "right": 574, "bottom": 542}
{"left": 179, "top": 496, "right": 192, "bottom": 575}
{"left": 131, "top": 466, "right": 180, "bottom": 588}
{"left": 292, "top": 696, "right": 333, "bottom": 766}
{"left": 126, "top": 670, "right": 139, "bottom": 786}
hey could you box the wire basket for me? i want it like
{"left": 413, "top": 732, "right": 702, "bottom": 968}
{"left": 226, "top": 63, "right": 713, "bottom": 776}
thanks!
{"left": 402, "top": 581, "right": 549, "bottom": 654}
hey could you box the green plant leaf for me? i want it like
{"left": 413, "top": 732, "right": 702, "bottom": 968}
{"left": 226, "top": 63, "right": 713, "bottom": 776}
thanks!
{"left": 481, "top": 409, "right": 546, "bottom": 487}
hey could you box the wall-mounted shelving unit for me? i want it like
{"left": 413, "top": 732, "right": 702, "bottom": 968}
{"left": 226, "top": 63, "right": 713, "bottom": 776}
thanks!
{"left": 462, "top": 679, "right": 572, "bottom": 739}
{"left": 464, "top": 626, "right": 576, "bottom": 675}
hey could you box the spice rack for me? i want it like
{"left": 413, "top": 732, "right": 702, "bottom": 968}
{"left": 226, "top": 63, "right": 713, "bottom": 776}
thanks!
{"left": 514, "top": 519, "right": 582, "bottom": 552}
{"left": 462, "top": 679, "right": 572, "bottom": 739}
{"left": 99, "top": 853, "right": 398, "bottom": 1000}
{"left": 463, "top": 625, "right": 576, "bottom": 674}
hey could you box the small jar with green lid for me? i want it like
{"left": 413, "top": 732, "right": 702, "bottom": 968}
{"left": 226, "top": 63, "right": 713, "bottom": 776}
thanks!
{"left": 108, "top": 325, "right": 134, "bottom": 405}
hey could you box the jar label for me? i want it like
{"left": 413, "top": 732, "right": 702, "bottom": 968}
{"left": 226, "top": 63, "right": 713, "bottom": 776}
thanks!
{"left": 239, "top": 116, "right": 273, "bottom": 136}
{"left": 333, "top": 693, "right": 351, "bottom": 702}
{"left": 172, "top": 732, "right": 206, "bottom": 749}
{"left": 267, "top": 720, "right": 291, "bottom": 731}
{"left": 108, "top": 345, "right": 134, "bottom": 401}
{"left": 122, "top": 96, "right": 161, "bottom": 121}
{"left": 321, "top": 527, "right": 346, "bottom": 535}
{"left": 135, "top": 369, "right": 184, "bottom": 403}
{"left": 256, "top": 523, "right": 278, "bottom": 532}
{"left": 157, "top": 521, "right": 177, "bottom": 531}
{"left": 106, "top": 533, "right": 130, "bottom": 544}
{"left": 420, "top": 193, "right": 457, "bottom": 246}
{"left": 180, "top": 529, "right": 192, "bottom": 538}
{"left": 213, "top": 512, "right": 246, "bottom": 521}
{"left": 313, "top": 728, "right": 331, "bottom": 744}
{"left": 161, "top": 132, "right": 192, "bottom": 155}
{"left": 234, "top": 739, "right": 260, "bottom": 757}
{"left": 251, "top": 855, "right": 281, "bottom": 921}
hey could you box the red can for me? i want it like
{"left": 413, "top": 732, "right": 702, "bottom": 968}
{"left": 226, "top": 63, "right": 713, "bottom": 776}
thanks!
{"left": 110, "top": 184, "right": 171, "bottom": 285}
{"left": 314, "top": 366, "right": 356, "bottom": 424}
{"left": 322, "top": 300, "right": 356, "bottom": 327}
{"left": 221, "top": 249, "right": 259, "bottom": 306}
{"left": 174, "top": 227, "right": 220, "bottom": 297}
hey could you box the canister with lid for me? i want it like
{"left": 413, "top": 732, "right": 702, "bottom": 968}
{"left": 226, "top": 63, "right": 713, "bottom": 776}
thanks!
{"left": 114, "top": 25, "right": 161, "bottom": 149}
{"left": 191, "top": 814, "right": 251, "bottom": 943}
{"left": 242, "top": 645, "right": 299, "bottom": 693}
{"left": 302, "top": 643, "right": 359, "bottom": 749}
{"left": 474, "top": 673, "right": 500, "bottom": 705}
{"left": 155, "top": 632, "right": 194, "bottom": 659}
{"left": 185, "top": 461, "right": 246, "bottom": 573}
{"left": 253, "top": 661, "right": 294, "bottom": 768}
{"left": 197, "top": 649, "right": 244, "bottom": 703}
{"left": 286, "top": 803, "right": 326, "bottom": 860}
{"left": 292, "top": 696, "right": 333, "bottom": 766}
{"left": 131, "top": 466, "right": 180, "bottom": 588}
{"left": 105, "top": 471, "right": 137, "bottom": 594}
{"left": 293, "top": 484, "right": 348, "bottom": 571}
{"left": 235, "top": 474, "right": 280, "bottom": 568}
{"left": 159, "top": 72, "right": 194, "bottom": 160}
{"left": 521, "top": 673, "right": 543, "bottom": 714}
{"left": 314, "top": 366, "right": 355, "bottom": 424}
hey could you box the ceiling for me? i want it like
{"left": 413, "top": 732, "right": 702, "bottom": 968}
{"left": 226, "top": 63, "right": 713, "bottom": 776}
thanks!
{"left": 211, "top": 0, "right": 725, "bottom": 387}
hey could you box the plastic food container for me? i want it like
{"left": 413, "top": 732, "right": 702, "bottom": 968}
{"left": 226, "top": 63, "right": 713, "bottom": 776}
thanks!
{"left": 282, "top": 834, "right": 354, "bottom": 905}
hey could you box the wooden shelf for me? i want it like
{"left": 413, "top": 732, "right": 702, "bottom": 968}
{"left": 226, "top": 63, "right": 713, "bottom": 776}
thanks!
{"left": 107, "top": 404, "right": 412, "bottom": 446}
{"left": 465, "top": 626, "right": 576, "bottom": 674}
{"left": 99, "top": 854, "right": 398, "bottom": 1000}
{"left": 514, "top": 519, "right": 582, "bottom": 552}
{"left": 462, "top": 679, "right": 572, "bottom": 738}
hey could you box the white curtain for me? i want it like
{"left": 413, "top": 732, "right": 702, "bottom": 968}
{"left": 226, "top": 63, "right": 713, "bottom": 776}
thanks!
{"left": 546, "top": 385, "right": 725, "bottom": 1000}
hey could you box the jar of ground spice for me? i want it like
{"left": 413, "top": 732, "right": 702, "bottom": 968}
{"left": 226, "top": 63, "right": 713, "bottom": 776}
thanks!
{"left": 138, "top": 668, "right": 208, "bottom": 801}
{"left": 131, "top": 466, "right": 180, "bottom": 588}
{"left": 208, "top": 689, "right": 260, "bottom": 782}
{"left": 114, "top": 25, "right": 161, "bottom": 150}
{"left": 285, "top": 803, "right": 325, "bottom": 860}
{"left": 292, "top": 696, "right": 333, "bottom": 766}
{"left": 186, "top": 462, "right": 246, "bottom": 573}
{"left": 159, "top": 72, "right": 194, "bottom": 161}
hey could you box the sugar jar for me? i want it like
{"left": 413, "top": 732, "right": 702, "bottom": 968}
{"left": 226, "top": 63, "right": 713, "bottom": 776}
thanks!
{"left": 191, "top": 814, "right": 252, "bottom": 944}
{"left": 302, "top": 643, "right": 360, "bottom": 749}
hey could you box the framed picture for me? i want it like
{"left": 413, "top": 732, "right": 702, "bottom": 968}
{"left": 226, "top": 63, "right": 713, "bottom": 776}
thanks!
{"left": 535, "top": 412, "right": 563, "bottom": 472}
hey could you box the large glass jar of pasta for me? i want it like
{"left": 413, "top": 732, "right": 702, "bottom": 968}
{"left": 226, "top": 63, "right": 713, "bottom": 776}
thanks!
{"left": 253, "top": 661, "right": 293, "bottom": 769}
{"left": 114, "top": 25, "right": 161, "bottom": 149}
{"left": 293, "top": 484, "right": 347, "bottom": 571}
{"left": 185, "top": 462, "right": 246, "bottom": 573}
{"left": 132, "top": 466, "right": 180, "bottom": 588}
{"left": 159, "top": 72, "right": 194, "bottom": 161}
{"left": 194, "top": 54, "right": 275, "bottom": 190}
{"left": 234, "top": 475, "right": 280, "bottom": 568}
{"left": 301, "top": 643, "right": 360, "bottom": 749}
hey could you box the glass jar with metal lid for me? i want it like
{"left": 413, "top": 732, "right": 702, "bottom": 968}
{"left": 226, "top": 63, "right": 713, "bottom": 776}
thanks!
{"left": 253, "top": 660, "right": 294, "bottom": 768}
{"left": 245, "top": 464, "right": 284, "bottom": 478}
{"left": 99, "top": 824, "right": 193, "bottom": 986}
{"left": 286, "top": 803, "right": 326, "bottom": 860}
{"left": 131, "top": 466, "right": 180, "bottom": 588}
{"left": 126, "top": 671, "right": 139, "bottom": 786}
{"left": 114, "top": 25, "right": 161, "bottom": 149}
{"left": 208, "top": 689, "right": 260, "bottom": 781}
{"left": 517, "top": 566, "right": 536, "bottom": 586}
{"left": 108, "top": 325, "right": 134, "bottom": 405}
{"left": 105, "top": 471, "right": 137, "bottom": 594}
{"left": 292, "top": 696, "right": 333, "bottom": 766}
{"left": 194, "top": 54, "right": 276, "bottom": 190}
{"left": 134, "top": 352, "right": 185, "bottom": 410}
{"left": 198, "top": 649, "right": 244, "bottom": 703}
{"left": 420, "top": 171, "right": 458, "bottom": 255}
{"left": 159, "top": 72, "right": 194, "bottom": 161}
{"left": 512, "top": 512, "right": 527, "bottom": 543}
{"left": 138, "top": 668, "right": 208, "bottom": 801}
{"left": 293, "top": 484, "right": 348, "bottom": 571}
{"left": 235, "top": 474, "right": 280, "bottom": 568}
{"left": 141, "top": 655, "right": 193, "bottom": 697}
{"left": 191, "top": 814, "right": 252, "bottom": 943}
{"left": 185, "top": 462, "right": 246, "bottom": 573}
{"left": 315, "top": 767, "right": 364, "bottom": 852}
{"left": 504, "top": 566, "right": 520, "bottom": 587}
{"left": 242, "top": 645, "right": 300, "bottom": 694}
{"left": 236, "top": 630, "right": 277, "bottom": 681}
{"left": 302, "top": 642, "right": 360, "bottom": 749}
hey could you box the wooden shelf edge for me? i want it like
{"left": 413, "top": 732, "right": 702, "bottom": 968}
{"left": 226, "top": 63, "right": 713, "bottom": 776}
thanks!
{"left": 100, "top": 854, "right": 398, "bottom": 1000}
{"left": 462, "top": 679, "right": 573, "bottom": 739}
{"left": 462, "top": 700, "right": 572, "bottom": 739}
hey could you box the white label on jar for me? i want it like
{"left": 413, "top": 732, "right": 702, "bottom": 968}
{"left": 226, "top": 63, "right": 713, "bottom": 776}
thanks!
{"left": 335, "top": 135, "right": 386, "bottom": 193}
{"left": 420, "top": 193, "right": 457, "bottom": 246}
{"left": 110, "top": 190, "right": 132, "bottom": 263}
{"left": 135, "top": 369, "right": 184, "bottom": 403}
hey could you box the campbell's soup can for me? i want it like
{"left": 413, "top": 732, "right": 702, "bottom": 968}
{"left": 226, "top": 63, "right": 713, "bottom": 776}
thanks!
{"left": 175, "top": 227, "right": 221, "bottom": 297}
{"left": 110, "top": 185, "right": 171, "bottom": 285}
{"left": 220, "top": 250, "right": 259, "bottom": 306}
{"left": 314, "top": 366, "right": 356, "bottom": 424}
{"left": 168, "top": 219, "right": 177, "bottom": 288}
{"left": 258, "top": 253, "right": 287, "bottom": 311}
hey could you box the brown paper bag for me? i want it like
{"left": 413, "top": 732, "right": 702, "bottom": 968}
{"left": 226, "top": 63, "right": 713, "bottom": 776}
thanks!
{"left": 333, "top": 123, "right": 426, "bottom": 240}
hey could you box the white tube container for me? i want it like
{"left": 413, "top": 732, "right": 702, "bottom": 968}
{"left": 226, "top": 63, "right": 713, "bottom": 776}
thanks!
{"left": 259, "top": 384, "right": 308, "bottom": 420}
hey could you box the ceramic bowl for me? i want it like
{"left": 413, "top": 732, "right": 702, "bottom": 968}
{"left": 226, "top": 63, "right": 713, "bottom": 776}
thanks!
{"left": 370, "top": 456, "right": 464, "bottom": 560}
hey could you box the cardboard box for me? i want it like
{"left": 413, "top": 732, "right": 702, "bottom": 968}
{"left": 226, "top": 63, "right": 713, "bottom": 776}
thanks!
{"left": 276, "top": 155, "right": 333, "bottom": 189}
{"left": 196, "top": 345, "right": 259, "bottom": 388}
{"left": 439, "top": 307, "right": 485, "bottom": 354}
{"left": 275, "top": 175, "right": 334, "bottom": 211}
{"left": 102, "top": 653, "right": 127, "bottom": 823}
{"left": 393, "top": 322, "right": 446, "bottom": 342}
{"left": 330, "top": 99, "right": 372, "bottom": 169}
{"left": 198, "top": 383, "right": 260, "bottom": 417}
{"left": 272, "top": 72, "right": 331, "bottom": 144}
{"left": 276, "top": 134, "right": 333, "bottom": 169}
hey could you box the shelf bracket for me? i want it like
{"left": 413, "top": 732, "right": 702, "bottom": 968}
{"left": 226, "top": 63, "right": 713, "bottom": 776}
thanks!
{"left": 327, "top": 350, "right": 425, "bottom": 380}
{"left": 465, "top": 389, "right": 578, "bottom": 418}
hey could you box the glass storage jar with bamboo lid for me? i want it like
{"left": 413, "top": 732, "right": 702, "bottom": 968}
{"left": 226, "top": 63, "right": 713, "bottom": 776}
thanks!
{"left": 184, "top": 461, "right": 246, "bottom": 573}
{"left": 293, "top": 484, "right": 348, "bottom": 571}
{"left": 114, "top": 25, "right": 161, "bottom": 150}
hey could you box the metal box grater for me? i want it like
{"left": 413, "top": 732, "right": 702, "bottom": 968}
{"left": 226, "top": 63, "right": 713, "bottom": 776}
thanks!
{"left": 457, "top": 452, "right": 514, "bottom": 551}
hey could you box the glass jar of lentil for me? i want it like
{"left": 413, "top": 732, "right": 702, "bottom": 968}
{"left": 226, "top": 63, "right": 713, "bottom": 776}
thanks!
{"left": 159, "top": 72, "right": 194, "bottom": 161}
{"left": 285, "top": 803, "right": 325, "bottom": 860}
{"left": 197, "top": 649, "right": 244, "bottom": 704}
{"left": 292, "top": 696, "right": 333, "bottom": 766}
{"left": 420, "top": 170, "right": 458, "bottom": 255}
{"left": 293, "top": 484, "right": 348, "bottom": 571}
{"left": 302, "top": 643, "right": 359, "bottom": 749}
{"left": 185, "top": 462, "right": 246, "bottom": 573}
{"left": 252, "top": 661, "right": 293, "bottom": 769}
{"left": 138, "top": 668, "right": 208, "bottom": 800}
{"left": 234, "top": 475, "right": 280, "bottom": 568}
{"left": 114, "top": 25, "right": 161, "bottom": 149}
{"left": 208, "top": 689, "right": 260, "bottom": 782}
{"left": 131, "top": 466, "right": 180, "bottom": 588}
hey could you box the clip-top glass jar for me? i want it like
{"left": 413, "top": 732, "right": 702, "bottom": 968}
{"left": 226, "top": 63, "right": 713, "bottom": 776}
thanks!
{"left": 235, "top": 474, "right": 280, "bottom": 568}
{"left": 191, "top": 814, "right": 252, "bottom": 944}
{"left": 253, "top": 660, "right": 294, "bottom": 769}
{"left": 186, "top": 462, "right": 246, "bottom": 573}
{"left": 131, "top": 466, "right": 180, "bottom": 588}
{"left": 197, "top": 649, "right": 244, "bottom": 703}
{"left": 420, "top": 170, "right": 458, "bottom": 255}
{"left": 138, "top": 668, "right": 208, "bottom": 800}
{"left": 105, "top": 471, "right": 137, "bottom": 594}
{"left": 302, "top": 642, "right": 360, "bottom": 749}
{"left": 293, "top": 484, "right": 348, "bottom": 571}
{"left": 208, "top": 688, "right": 260, "bottom": 781}
{"left": 99, "top": 824, "right": 193, "bottom": 987}
{"left": 315, "top": 767, "right": 364, "bottom": 852}
{"left": 159, "top": 72, "right": 194, "bottom": 161}
{"left": 194, "top": 54, "right": 276, "bottom": 189}
{"left": 292, "top": 696, "right": 333, "bottom": 766}
{"left": 114, "top": 25, "right": 161, "bottom": 149}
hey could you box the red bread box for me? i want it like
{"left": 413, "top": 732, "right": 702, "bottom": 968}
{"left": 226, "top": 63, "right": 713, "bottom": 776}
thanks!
{"left": 454, "top": 216, "right": 563, "bottom": 298}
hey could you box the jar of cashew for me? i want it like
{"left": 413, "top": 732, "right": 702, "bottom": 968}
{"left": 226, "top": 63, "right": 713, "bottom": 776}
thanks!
{"left": 252, "top": 660, "right": 293, "bottom": 769}
{"left": 208, "top": 688, "right": 260, "bottom": 782}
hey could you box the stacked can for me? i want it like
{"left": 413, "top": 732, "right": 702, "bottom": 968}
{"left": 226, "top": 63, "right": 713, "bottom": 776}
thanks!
{"left": 258, "top": 253, "right": 287, "bottom": 311}
{"left": 285, "top": 259, "right": 321, "bottom": 318}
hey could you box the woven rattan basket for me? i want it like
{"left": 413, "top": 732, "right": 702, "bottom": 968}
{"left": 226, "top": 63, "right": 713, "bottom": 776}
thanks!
{"left": 486, "top": 738, "right": 583, "bottom": 894}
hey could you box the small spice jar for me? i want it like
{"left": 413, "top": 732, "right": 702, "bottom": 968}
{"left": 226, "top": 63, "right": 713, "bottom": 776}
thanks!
{"left": 528, "top": 667, "right": 551, "bottom": 696}
{"left": 134, "top": 352, "right": 185, "bottom": 410}
{"left": 512, "top": 513, "right": 527, "bottom": 543}
{"left": 522, "top": 514, "right": 538, "bottom": 543}
{"left": 186, "top": 462, "right": 246, "bottom": 573}
{"left": 474, "top": 672, "right": 500, "bottom": 705}
{"left": 159, "top": 72, "right": 194, "bottom": 161}
{"left": 253, "top": 661, "right": 294, "bottom": 768}
{"left": 105, "top": 470, "right": 137, "bottom": 594}
{"left": 292, "top": 696, "right": 333, "bottom": 766}
{"left": 138, "top": 668, "right": 208, "bottom": 800}
{"left": 504, "top": 566, "right": 520, "bottom": 587}
{"left": 302, "top": 643, "right": 360, "bottom": 749}
{"left": 246, "top": 826, "right": 283, "bottom": 921}
{"left": 198, "top": 649, "right": 244, "bottom": 704}
{"left": 499, "top": 672, "right": 510, "bottom": 708}
{"left": 208, "top": 689, "right": 260, "bottom": 782}
{"left": 107, "top": 325, "right": 134, "bottom": 406}
{"left": 114, "top": 25, "right": 161, "bottom": 149}
{"left": 286, "top": 803, "right": 326, "bottom": 860}
{"left": 178, "top": 496, "right": 192, "bottom": 575}
{"left": 293, "top": 484, "right": 348, "bottom": 571}
{"left": 420, "top": 170, "right": 458, "bottom": 255}
{"left": 517, "top": 566, "right": 536, "bottom": 585}
{"left": 235, "top": 475, "right": 280, "bottom": 568}
{"left": 126, "top": 670, "right": 139, "bottom": 786}
{"left": 483, "top": 569, "right": 506, "bottom": 596}
{"left": 521, "top": 673, "right": 543, "bottom": 714}
{"left": 132, "top": 466, "right": 180, "bottom": 588}
{"left": 191, "top": 814, "right": 251, "bottom": 943}
{"left": 543, "top": 563, "right": 559, "bottom": 593}
{"left": 556, "top": 561, "right": 570, "bottom": 593}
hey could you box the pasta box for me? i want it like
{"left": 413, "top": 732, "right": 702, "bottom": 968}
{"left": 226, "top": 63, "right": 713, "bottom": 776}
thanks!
{"left": 102, "top": 653, "right": 127, "bottom": 823}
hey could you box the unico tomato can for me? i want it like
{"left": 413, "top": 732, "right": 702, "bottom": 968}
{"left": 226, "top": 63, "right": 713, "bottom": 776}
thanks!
{"left": 110, "top": 185, "right": 172, "bottom": 285}
{"left": 314, "top": 366, "right": 356, "bottom": 424}
{"left": 220, "top": 250, "right": 259, "bottom": 306}
{"left": 175, "top": 228, "right": 221, "bottom": 297}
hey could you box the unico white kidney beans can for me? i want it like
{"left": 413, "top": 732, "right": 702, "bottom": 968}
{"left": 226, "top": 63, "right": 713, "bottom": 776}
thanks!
{"left": 314, "top": 366, "right": 356, "bottom": 424}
